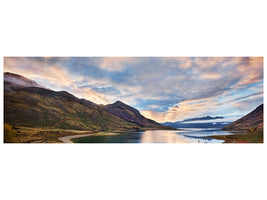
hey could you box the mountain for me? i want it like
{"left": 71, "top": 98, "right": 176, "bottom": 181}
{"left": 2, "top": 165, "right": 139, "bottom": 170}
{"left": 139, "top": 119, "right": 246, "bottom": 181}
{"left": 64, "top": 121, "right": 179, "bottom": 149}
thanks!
{"left": 105, "top": 101, "right": 170, "bottom": 129}
{"left": 4, "top": 72, "right": 170, "bottom": 131}
{"left": 4, "top": 72, "right": 43, "bottom": 91}
{"left": 183, "top": 116, "right": 224, "bottom": 122}
{"left": 162, "top": 121, "right": 231, "bottom": 129}
{"left": 162, "top": 115, "right": 229, "bottom": 129}
{"left": 222, "top": 104, "right": 263, "bottom": 130}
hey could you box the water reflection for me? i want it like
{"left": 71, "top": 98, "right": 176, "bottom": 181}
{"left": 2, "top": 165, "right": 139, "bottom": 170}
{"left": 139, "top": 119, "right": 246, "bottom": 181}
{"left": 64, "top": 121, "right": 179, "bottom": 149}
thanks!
{"left": 140, "top": 130, "right": 225, "bottom": 143}
{"left": 73, "top": 128, "right": 234, "bottom": 143}
{"left": 141, "top": 130, "right": 191, "bottom": 143}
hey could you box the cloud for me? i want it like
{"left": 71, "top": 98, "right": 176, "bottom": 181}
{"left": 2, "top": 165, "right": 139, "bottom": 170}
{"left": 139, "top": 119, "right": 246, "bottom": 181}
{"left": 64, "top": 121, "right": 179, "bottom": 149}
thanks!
{"left": 226, "top": 91, "right": 263, "bottom": 104}
{"left": 141, "top": 98, "right": 214, "bottom": 122}
{"left": 233, "top": 95, "right": 263, "bottom": 112}
{"left": 71, "top": 86, "right": 110, "bottom": 104}
{"left": 201, "top": 72, "right": 221, "bottom": 79}
{"left": 161, "top": 57, "right": 193, "bottom": 69}
{"left": 194, "top": 57, "right": 229, "bottom": 68}
{"left": 4, "top": 57, "right": 74, "bottom": 88}
{"left": 4, "top": 57, "right": 263, "bottom": 122}
{"left": 93, "top": 57, "right": 139, "bottom": 71}
{"left": 4, "top": 57, "right": 110, "bottom": 104}
{"left": 235, "top": 57, "right": 263, "bottom": 86}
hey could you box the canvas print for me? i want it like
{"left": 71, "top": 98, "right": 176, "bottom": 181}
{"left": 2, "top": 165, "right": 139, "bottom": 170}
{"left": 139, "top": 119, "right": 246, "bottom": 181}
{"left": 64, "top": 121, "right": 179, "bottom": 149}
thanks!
{"left": 3, "top": 57, "right": 263, "bottom": 143}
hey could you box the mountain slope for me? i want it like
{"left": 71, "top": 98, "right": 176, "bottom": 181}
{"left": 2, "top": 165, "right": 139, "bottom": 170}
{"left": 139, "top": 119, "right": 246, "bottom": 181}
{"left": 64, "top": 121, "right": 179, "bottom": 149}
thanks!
{"left": 222, "top": 104, "right": 263, "bottom": 130}
{"left": 105, "top": 101, "right": 171, "bottom": 129}
{"left": 4, "top": 87, "right": 140, "bottom": 131}
{"left": 4, "top": 72, "right": 171, "bottom": 131}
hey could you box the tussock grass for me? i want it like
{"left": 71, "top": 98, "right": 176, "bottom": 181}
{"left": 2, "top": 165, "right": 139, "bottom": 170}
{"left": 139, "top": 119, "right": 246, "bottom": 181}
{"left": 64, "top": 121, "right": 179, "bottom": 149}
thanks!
{"left": 4, "top": 123, "right": 17, "bottom": 143}
{"left": 210, "top": 128, "right": 263, "bottom": 143}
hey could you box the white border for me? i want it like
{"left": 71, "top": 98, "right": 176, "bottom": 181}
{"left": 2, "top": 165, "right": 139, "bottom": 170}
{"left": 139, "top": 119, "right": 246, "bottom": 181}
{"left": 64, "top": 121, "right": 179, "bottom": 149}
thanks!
{"left": 0, "top": 1, "right": 266, "bottom": 200}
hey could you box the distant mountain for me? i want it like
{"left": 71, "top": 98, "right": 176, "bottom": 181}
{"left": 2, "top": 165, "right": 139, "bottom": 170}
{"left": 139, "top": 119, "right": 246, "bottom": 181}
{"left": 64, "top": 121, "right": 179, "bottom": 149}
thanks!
{"left": 105, "top": 101, "right": 170, "bottom": 129}
{"left": 162, "top": 115, "right": 229, "bottom": 129}
{"left": 4, "top": 72, "right": 171, "bottom": 131}
{"left": 222, "top": 104, "right": 263, "bottom": 130}
{"left": 183, "top": 116, "right": 224, "bottom": 122}
{"left": 162, "top": 121, "right": 231, "bottom": 129}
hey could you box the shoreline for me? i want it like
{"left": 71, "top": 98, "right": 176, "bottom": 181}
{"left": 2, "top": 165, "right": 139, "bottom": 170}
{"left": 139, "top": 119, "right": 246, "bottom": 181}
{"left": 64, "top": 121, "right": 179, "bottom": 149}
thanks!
{"left": 58, "top": 129, "right": 177, "bottom": 143}
{"left": 59, "top": 128, "right": 236, "bottom": 143}
{"left": 59, "top": 133, "right": 94, "bottom": 143}
{"left": 60, "top": 129, "right": 263, "bottom": 144}
{"left": 10, "top": 126, "right": 177, "bottom": 143}
{"left": 59, "top": 132, "right": 119, "bottom": 143}
{"left": 205, "top": 129, "right": 263, "bottom": 143}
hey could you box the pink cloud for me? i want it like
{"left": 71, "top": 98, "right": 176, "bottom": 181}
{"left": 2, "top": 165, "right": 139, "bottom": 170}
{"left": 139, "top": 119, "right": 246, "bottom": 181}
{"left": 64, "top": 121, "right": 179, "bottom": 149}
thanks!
{"left": 4, "top": 57, "right": 110, "bottom": 104}
{"left": 194, "top": 57, "right": 228, "bottom": 68}
{"left": 141, "top": 98, "right": 216, "bottom": 123}
{"left": 235, "top": 57, "right": 263, "bottom": 86}
{"left": 4, "top": 57, "right": 73, "bottom": 87}
{"left": 71, "top": 87, "right": 110, "bottom": 105}
{"left": 201, "top": 72, "right": 221, "bottom": 80}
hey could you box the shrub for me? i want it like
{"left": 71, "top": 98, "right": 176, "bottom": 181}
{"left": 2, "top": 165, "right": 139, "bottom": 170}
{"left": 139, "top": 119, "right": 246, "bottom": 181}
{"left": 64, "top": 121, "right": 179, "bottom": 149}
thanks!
{"left": 244, "top": 128, "right": 263, "bottom": 143}
{"left": 4, "top": 123, "right": 17, "bottom": 143}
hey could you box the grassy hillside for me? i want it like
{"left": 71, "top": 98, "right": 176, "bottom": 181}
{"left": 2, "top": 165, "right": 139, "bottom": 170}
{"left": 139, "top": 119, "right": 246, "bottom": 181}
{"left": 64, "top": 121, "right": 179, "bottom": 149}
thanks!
{"left": 4, "top": 87, "right": 140, "bottom": 131}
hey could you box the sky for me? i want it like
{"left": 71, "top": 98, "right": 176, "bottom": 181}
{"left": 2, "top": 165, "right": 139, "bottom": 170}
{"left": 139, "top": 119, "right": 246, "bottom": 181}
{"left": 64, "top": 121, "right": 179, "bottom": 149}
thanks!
{"left": 4, "top": 57, "right": 263, "bottom": 123}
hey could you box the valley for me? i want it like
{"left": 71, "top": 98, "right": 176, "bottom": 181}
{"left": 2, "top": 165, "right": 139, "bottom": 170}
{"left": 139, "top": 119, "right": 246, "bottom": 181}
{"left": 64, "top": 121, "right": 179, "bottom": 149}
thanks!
{"left": 4, "top": 72, "right": 264, "bottom": 143}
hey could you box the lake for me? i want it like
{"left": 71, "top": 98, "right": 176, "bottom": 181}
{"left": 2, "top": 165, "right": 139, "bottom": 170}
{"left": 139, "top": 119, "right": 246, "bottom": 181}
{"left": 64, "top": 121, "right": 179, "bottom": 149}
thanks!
{"left": 72, "top": 128, "right": 237, "bottom": 143}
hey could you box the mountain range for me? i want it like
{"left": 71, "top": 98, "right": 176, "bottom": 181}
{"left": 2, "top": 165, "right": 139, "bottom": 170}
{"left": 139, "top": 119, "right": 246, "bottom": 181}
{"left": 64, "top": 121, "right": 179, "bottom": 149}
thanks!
{"left": 162, "top": 115, "right": 229, "bottom": 129}
{"left": 4, "top": 72, "right": 263, "bottom": 132}
{"left": 183, "top": 116, "right": 224, "bottom": 122}
{"left": 161, "top": 121, "right": 231, "bottom": 129}
{"left": 4, "top": 72, "right": 171, "bottom": 131}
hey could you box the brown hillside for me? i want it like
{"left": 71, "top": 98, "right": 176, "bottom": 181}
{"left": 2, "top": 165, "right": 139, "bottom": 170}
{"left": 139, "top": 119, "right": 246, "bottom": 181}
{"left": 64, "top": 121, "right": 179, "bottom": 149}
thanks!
{"left": 222, "top": 104, "right": 263, "bottom": 130}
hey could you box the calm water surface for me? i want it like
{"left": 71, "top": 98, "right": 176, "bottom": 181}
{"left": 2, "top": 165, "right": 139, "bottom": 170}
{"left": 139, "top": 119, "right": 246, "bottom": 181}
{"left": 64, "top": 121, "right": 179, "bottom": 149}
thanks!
{"left": 72, "top": 128, "right": 236, "bottom": 143}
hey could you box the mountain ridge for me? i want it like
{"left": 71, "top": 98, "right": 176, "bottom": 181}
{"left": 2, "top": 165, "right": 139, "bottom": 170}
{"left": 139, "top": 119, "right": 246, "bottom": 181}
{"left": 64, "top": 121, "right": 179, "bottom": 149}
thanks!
{"left": 105, "top": 100, "right": 169, "bottom": 128}
{"left": 183, "top": 116, "right": 224, "bottom": 122}
{"left": 162, "top": 121, "right": 231, "bottom": 129}
{"left": 161, "top": 115, "right": 229, "bottom": 129}
{"left": 4, "top": 72, "right": 171, "bottom": 131}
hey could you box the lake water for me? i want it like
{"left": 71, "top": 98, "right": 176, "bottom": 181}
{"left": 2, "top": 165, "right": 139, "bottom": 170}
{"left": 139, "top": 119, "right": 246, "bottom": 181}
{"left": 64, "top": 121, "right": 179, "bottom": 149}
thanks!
{"left": 72, "top": 128, "right": 237, "bottom": 143}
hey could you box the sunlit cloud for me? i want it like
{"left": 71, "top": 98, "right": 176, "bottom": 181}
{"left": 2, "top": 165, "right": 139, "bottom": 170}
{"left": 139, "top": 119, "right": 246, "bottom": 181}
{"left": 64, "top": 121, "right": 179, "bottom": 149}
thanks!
{"left": 4, "top": 57, "right": 73, "bottom": 88}
{"left": 201, "top": 72, "right": 221, "bottom": 80}
{"left": 94, "top": 57, "right": 139, "bottom": 71}
{"left": 71, "top": 86, "right": 110, "bottom": 104}
{"left": 194, "top": 57, "right": 228, "bottom": 68}
{"left": 141, "top": 98, "right": 216, "bottom": 122}
{"left": 236, "top": 57, "right": 263, "bottom": 86}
